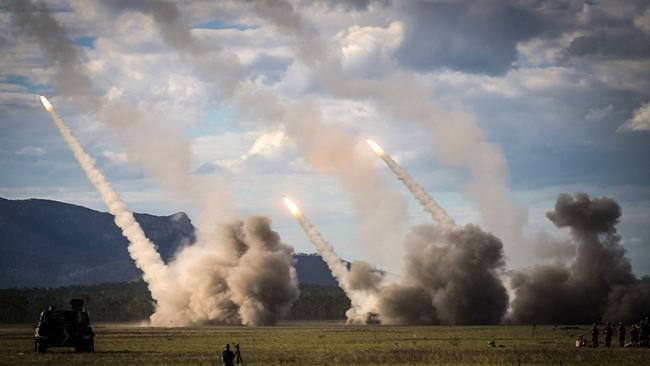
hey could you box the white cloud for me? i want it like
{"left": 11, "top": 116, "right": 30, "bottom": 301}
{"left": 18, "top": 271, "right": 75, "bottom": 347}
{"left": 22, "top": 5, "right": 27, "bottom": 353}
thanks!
{"left": 100, "top": 150, "right": 129, "bottom": 164}
{"left": 634, "top": 8, "right": 650, "bottom": 35}
{"left": 15, "top": 146, "right": 46, "bottom": 156}
{"left": 337, "top": 21, "right": 403, "bottom": 75}
{"left": 619, "top": 101, "right": 650, "bottom": 132}
{"left": 247, "top": 129, "right": 291, "bottom": 158}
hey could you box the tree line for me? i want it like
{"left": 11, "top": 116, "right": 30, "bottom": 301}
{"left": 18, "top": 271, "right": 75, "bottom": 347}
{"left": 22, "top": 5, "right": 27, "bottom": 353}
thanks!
{"left": 0, "top": 281, "right": 350, "bottom": 324}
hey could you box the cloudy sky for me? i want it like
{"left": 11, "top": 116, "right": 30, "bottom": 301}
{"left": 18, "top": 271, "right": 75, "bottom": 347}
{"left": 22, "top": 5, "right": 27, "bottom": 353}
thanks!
{"left": 1, "top": 0, "right": 649, "bottom": 275}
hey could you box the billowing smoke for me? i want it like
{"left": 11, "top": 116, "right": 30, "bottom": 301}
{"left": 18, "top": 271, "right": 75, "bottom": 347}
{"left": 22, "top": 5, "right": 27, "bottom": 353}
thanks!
{"left": 363, "top": 224, "right": 509, "bottom": 325}
{"left": 98, "top": 0, "right": 410, "bottom": 270}
{"left": 250, "top": 0, "right": 528, "bottom": 266}
{"left": 283, "top": 197, "right": 380, "bottom": 323}
{"left": 361, "top": 140, "right": 508, "bottom": 324}
{"left": 285, "top": 194, "right": 508, "bottom": 325}
{"left": 367, "top": 139, "right": 455, "bottom": 229}
{"left": 39, "top": 96, "right": 180, "bottom": 322}
{"left": 398, "top": 224, "right": 508, "bottom": 324}
{"left": 4, "top": 0, "right": 93, "bottom": 97}
{"left": 42, "top": 96, "right": 298, "bottom": 326}
{"left": 167, "top": 216, "right": 299, "bottom": 326}
{"left": 17, "top": 1, "right": 299, "bottom": 327}
{"left": 4, "top": 0, "right": 236, "bottom": 223}
{"left": 509, "top": 193, "right": 650, "bottom": 324}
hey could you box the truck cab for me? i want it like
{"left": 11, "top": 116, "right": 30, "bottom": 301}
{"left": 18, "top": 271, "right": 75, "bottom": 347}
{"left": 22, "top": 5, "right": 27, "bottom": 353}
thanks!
{"left": 34, "top": 299, "right": 95, "bottom": 353}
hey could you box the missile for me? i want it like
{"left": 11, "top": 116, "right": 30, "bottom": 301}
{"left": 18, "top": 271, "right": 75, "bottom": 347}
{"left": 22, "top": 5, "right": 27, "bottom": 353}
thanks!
{"left": 366, "top": 139, "right": 385, "bottom": 156}
{"left": 40, "top": 96, "right": 54, "bottom": 112}
{"left": 283, "top": 196, "right": 302, "bottom": 217}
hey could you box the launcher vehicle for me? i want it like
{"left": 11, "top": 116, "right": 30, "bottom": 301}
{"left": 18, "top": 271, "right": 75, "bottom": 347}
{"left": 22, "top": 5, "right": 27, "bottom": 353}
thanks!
{"left": 34, "top": 299, "right": 95, "bottom": 353}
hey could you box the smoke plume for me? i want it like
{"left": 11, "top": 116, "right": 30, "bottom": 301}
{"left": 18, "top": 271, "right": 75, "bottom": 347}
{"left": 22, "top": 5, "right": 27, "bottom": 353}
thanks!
{"left": 42, "top": 96, "right": 299, "bottom": 326}
{"left": 5, "top": 0, "right": 236, "bottom": 222}
{"left": 16, "top": 2, "right": 299, "bottom": 326}
{"left": 39, "top": 97, "right": 180, "bottom": 322}
{"left": 103, "top": 0, "right": 411, "bottom": 270}
{"left": 509, "top": 193, "right": 649, "bottom": 324}
{"left": 285, "top": 194, "right": 509, "bottom": 325}
{"left": 369, "top": 224, "right": 509, "bottom": 325}
{"left": 167, "top": 216, "right": 299, "bottom": 326}
{"left": 367, "top": 139, "right": 455, "bottom": 229}
{"left": 284, "top": 197, "right": 380, "bottom": 323}
{"left": 251, "top": 0, "right": 529, "bottom": 266}
{"left": 4, "top": 0, "right": 93, "bottom": 97}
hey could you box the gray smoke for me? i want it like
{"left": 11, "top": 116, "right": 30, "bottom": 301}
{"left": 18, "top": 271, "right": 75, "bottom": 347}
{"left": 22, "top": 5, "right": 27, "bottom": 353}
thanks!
{"left": 163, "top": 216, "right": 299, "bottom": 326}
{"left": 3, "top": 0, "right": 93, "bottom": 96}
{"left": 13, "top": 1, "right": 298, "bottom": 326}
{"left": 114, "top": 0, "right": 410, "bottom": 269}
{"left": 368, "top": 139, "right": 455, "bottom": 229}
{"left": 347, "top": 261, "right": 384, "bottom": 292}
{"left": 376, "top": 224, "right": 508, "bottom": 325}
{"left": 39, "top": 97, "right": 181, "bottom": 325}
{"left": 284, "top": 197, "right": 382, "bottom": 323}
{"left": 376, "top": 283, "right": 436, "bottom": 325}
{"left": 303, "top": 219, "right": 509, "bottom": 325}
{"left": 509, "top": 193, "right": 649, "bottom": 324}
{"left": 250, "top": 0, "right": 529, "bottom": 268}
{"left": 227, "top": 216, "right": 300, "bottom": 325}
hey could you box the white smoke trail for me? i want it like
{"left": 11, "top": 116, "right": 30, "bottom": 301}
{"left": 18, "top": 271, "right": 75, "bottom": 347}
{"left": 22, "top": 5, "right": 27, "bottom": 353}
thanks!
{"left": 366, "top": 139, "right": 455, "bottom": 229}
{"left": 283, "top": 196, "right": 378, "bottom": 322}
{"left": 39, "top": 96, "right": 180, "bottom": 324}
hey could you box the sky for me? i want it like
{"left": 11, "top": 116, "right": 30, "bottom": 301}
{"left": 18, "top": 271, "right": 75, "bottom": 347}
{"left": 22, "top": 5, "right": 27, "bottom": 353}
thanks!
{"left": 1, "top": 0, "right": 649, "bottom": 275}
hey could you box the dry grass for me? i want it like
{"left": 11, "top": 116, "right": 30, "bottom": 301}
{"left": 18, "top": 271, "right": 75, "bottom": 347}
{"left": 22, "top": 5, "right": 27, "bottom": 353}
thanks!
{"left": 1, "top": 323, "right": 648, "bottom": 365}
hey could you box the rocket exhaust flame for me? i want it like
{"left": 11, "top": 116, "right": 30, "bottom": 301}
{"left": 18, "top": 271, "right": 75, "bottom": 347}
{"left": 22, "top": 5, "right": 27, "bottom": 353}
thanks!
{"left": 283, "top": 196, "right": 302, "bottom": 217}
{"left": 282, "top": 195, "right": 348, "bottom": 288}
{"left": 282, "top": 195, "right": 379, "bottom": 323}
{"left": 39, "top": 96, "right": 177, "bottom": 324}
{"left": 366, "top": 139, "right": 455, "bottom": 229}
{"left": 366, "top": 139, "right": 385, "bottom": 156}
{"left": 40, "top": 95, "right": 53, "bottom": 112}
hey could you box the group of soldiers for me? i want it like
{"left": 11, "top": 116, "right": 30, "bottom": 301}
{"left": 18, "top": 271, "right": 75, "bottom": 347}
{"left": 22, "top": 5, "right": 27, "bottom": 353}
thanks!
{"left": 577, "top": 317, "right": 650, "bottom": 348}
{"left": 221, "top": 343, "right": 244, "bottom": 365}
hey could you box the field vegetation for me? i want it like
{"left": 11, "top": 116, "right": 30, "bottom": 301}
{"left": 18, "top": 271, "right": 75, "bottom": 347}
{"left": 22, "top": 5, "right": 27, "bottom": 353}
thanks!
{"left": 1, "top": 324, "right": 648, "bottom": 365}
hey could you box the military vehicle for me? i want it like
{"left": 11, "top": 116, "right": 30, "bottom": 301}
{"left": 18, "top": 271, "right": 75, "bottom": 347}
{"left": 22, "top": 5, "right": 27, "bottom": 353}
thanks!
{"left": 34, "top": 299, "right": 95, "bottom": 353}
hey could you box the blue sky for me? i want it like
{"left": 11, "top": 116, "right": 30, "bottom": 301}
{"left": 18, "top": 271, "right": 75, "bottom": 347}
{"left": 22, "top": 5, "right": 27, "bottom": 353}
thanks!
{"left": 1, "top": 0, "right": 649, "bottom": 275}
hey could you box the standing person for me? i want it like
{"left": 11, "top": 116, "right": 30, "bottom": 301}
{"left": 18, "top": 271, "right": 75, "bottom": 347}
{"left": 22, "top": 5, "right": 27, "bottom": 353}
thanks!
{"left": 222, "top": 344, "right": 235, "bottom": 366}
{"left": 630, "top": 324, "right": 639, "bottom": 346}
{"left": 603, "top": 322, "right": 613, "bottom": 347}
{"left": 617, "top": 322, "right": 626, "bottom": 347}
{"left": 234, "top": 344, "right": 243, "bottom": 364}
{"left": 641, "top": 317, "right": 649, "bottom": 347}
{"left": 531, "top": 324, "right": 537, "bottom": 337}
{"left": 591, "top": 324, "right": 599, "bottom": 348}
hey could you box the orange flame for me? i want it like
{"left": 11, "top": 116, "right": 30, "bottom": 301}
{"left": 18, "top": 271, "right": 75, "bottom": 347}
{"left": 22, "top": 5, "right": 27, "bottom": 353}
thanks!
{"left": 40, "top": 96, "right": 53, "bottom": 112}
{"left": 283, "top": 196, "right": 302, "bottom": 217}
{"left": 366, "top": 139, "right": 385, "bottom": 156}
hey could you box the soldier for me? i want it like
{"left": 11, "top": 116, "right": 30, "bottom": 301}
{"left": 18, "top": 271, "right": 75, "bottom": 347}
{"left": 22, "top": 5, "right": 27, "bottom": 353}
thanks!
{"left": 222, "top": 344, "right": 235, "bottom": 366}
{"left": 603, "top": 322, "right": 613, "bottom": 347}
{"left": 591, "top": 323, "right": 599, "bottom": 348}
{"left": 234, "top": 343, "right": 243, "bottom": 364}
{"left": 37, "top": 306, "right": 55, "bottom": 333}
{"left": 617, "top": 322, "right": 625, "bottom": 347}
{"left": 630, "top": 324, "right": 640, "bottom": 347}
{"left": 639, "top": 317, "right": 650, "bottom": 347}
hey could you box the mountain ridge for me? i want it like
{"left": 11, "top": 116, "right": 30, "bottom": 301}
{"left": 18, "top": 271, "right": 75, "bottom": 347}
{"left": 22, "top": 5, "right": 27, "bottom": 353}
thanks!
{"left": 0, "top": 197, "right": 337, "bottom": 288}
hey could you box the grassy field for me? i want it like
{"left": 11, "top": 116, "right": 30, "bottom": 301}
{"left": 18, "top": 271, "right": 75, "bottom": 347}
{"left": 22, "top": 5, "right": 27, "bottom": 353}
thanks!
{"left": 1, "top": 323, "right": 649, "bottom": 365}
